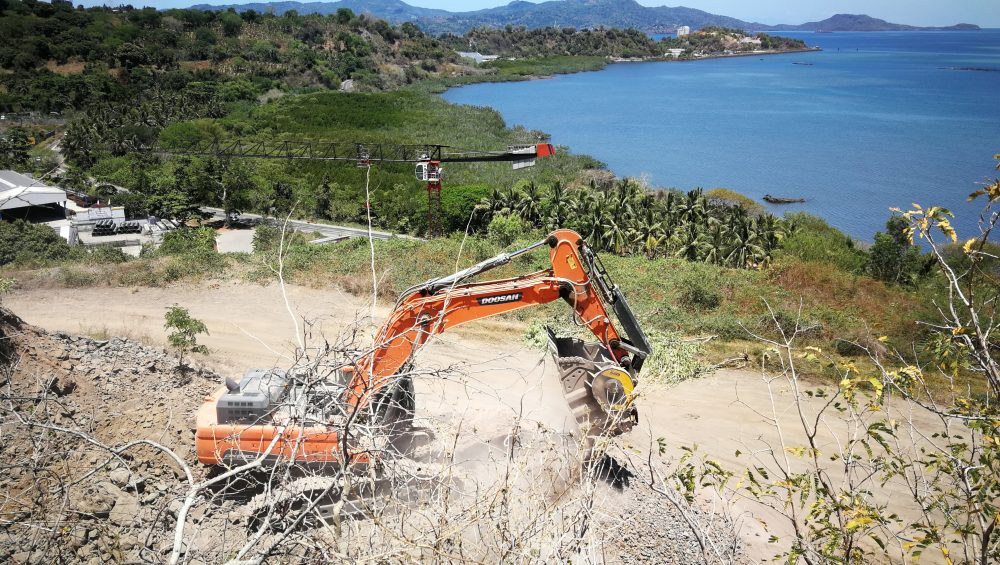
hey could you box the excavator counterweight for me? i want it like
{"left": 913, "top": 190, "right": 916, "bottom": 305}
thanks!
{"left": 195, "top": 229, "right": 651, "bottom": 467}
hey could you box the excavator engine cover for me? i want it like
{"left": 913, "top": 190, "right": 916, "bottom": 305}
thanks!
{"left": 546, "top": 328, "right": 638, "bottom": 444}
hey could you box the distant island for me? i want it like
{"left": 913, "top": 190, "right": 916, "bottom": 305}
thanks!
{"left": 189, "top": 0, "right": 982, "bottom": 35}
{"left": 765, "top": 14, "right": 981, "bottom": 33}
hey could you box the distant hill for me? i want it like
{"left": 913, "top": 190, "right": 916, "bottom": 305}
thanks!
{"left": 189, "top": 0, "right": 981, "bottom": 34}
{"left": 768, "top": 14, "right": 980, "bottom": 32}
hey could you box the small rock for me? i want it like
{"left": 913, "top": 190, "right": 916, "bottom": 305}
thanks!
{"left": 109, "top": 468, "right": 131, "bottom": 488}
{"left": 189, "top": 503, "right": 207, "bottom": 524}
{"left": 120, "top": 534, "right": 139, "bottom": 551}
{"left": 69, "top": 527, "right": 90, "bottom": 549}
{"left": 108, "top": 492, "right": 140, "bottom": 526}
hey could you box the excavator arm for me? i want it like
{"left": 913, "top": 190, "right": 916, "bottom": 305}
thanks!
{"left": 347, "top": 229, "right": 652, "bottom": 440}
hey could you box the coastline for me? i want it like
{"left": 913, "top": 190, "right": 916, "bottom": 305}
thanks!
{"left": 424, "top": 47, "right": 821, "bottom": 93}
{"left": 609, "top": 46, "right": 822, "bottom": 64}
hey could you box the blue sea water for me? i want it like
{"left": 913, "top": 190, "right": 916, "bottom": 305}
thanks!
{"left": 441, "top": 31, "right": 1000, "bottom": 242}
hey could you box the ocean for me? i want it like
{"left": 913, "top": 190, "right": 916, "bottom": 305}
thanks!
{"left": 441, "top": 31, "right": 1000, "bottom": 242}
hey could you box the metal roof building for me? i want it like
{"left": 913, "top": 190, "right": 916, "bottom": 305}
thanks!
{"left": 0, "top": 170, "right": 67, "bottom": 211}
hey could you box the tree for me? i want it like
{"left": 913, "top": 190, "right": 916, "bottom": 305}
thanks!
{"left": 335, "top": 7, "right": 354, "bottom": 25}
{"left": 220, "top": 10, "right": 243, "bottom": 37}
{"left": 315, "top": 176, "right": 331, "bottom": 219}
{"left": 164, "top": 304, "right": 209, "bottom": 368}
{"left": 545, "top": 181, "right": 567, "bottom": 229}
{"left": 867, "top": 215, "right": 925, "bottom": 284}
{"left": 195, "top": 159, "right": 254, "bottom": 227}
{"left": 151, "top": 158, "right": 200, "bottom": 221}
{"left": 269, "top": 180, "right": 294, "bottom": 218}
{"left": 0, "top": 128, "right": 31, "bottom": 170}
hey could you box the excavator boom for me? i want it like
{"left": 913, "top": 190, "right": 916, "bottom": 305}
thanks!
{"left": 196, "top": 229, "right": 651, "bottom": 466}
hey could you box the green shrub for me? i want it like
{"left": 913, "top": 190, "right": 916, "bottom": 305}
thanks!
{"left": 59, "top": 268, "right": 98, "bottom": 287}
{"left": 487, "top": 214, "right": 526, "bottom": 248}
{"left": 680, "top": 283, "right": 721, "bottom": 311}
{"left": 252, "top": 224, "right": 313, "bottom": 254}
{"left": 441, "top": 184, "right": 491, "bottom": 233}
{"left": 88, "top": 246, "right": 130, "bottom": 264}
{"left": 866, "top": 216, "right": 929, "bottom": 285}
{"left": 778, "top": 213, "right": 867, "bottom": 274}
{"left": 158, "top": 227, "right": 217, "bottom": 255}
{"left": 0, "top": 277, "right": 14, "bottom": 303}
{"left": 0, "top": 220, "right": 83, "bottom": 266}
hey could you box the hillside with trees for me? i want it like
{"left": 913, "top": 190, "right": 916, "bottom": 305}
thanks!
{"left": 0, "top": 0, "right": 462, "bottom": 115}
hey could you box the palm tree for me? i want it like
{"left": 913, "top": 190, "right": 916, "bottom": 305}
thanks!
{"left": 677, "top": 188, "right": 707, "bottom": 224}
{"left": 517, "top": 181, "right": 543, "bottom": 225}
{"left": 481, "top": 186, "right": 507, "bottom": 218}
{"left": 699, "top": 220, "right": 728, "bottom": 265}
{"left": 545, "top": 181, "right": 568, "bottom": 229}
{"left": 641, "top": 233, "right": 665, "bottom": 259}
{"left": 603, "top": 214, "right": 631, "bottom": 255}
{"left": 674, "top": 222, "right": 704, "bottom": 262}
{"left": 632, "top": 205, "right": 665, "bottom": 255}
{"left": 725, "top": 216, "right": 766, "bottom": 268}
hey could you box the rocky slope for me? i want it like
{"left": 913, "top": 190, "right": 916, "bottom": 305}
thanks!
{"left": 0, "top": 307, "right": 227, "bottom": 564}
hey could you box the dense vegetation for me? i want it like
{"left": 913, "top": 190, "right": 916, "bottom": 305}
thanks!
{"left": 441, "top": 26, "right": 662, "bottom": 58}
{"left": 0, "top": 0, "right": 461, "bottom": 115}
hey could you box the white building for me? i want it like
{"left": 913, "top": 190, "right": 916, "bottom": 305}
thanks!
{"left": 457, "top": 51, "right": 500, "bottom": 64}
{"left": 676, "top": 26, "right": 691, "bottom": 37}
{"left": 0, "top": 170, "right": 67, "bottom": 216}
{"left": 667, "top": 48, "right": 685, "bottom": 58}
{"left": 740, "top": 36, "right": 763, "bottom": 46}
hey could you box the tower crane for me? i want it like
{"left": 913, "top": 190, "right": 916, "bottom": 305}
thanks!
{"left": 147, "top": 138, "right": 555, "bottom": 236}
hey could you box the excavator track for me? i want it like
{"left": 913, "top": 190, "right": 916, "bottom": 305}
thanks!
{"left": 243, "top": 476, "right": 349, "bottom": 532}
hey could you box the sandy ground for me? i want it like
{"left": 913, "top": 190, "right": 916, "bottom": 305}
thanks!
{"left": 215, "top": 227, "right": 256, "bottom": 254}
{"left": 8, "top": 282, "right": 947, "bottom": 562}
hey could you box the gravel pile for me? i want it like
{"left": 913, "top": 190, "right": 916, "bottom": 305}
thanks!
{"left": 588, "top": 466, "right": 744, "bottom": 565}
{"left": 0, "top": 307, "right": 230, "bottom": 564}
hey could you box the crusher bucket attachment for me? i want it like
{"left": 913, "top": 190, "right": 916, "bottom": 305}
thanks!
{"left": 547, "top": 328, "right": 639, "bottom": 453}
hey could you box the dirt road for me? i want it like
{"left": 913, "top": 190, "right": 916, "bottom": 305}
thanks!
{"left": 8, "top": 282, "right": 945, "bottom": 562}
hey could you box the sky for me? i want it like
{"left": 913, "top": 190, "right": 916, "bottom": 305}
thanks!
{"left": 79, "top": 0, "right": 1000, "bottom": 27}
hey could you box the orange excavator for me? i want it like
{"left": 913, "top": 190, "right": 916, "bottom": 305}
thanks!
{"left": 195, "top": 229, "right": 652, "bottom": 469}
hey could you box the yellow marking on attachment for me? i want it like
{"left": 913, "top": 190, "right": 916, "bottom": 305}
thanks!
{"left": 600, "top": 368, "right": 635, "bottom": 411}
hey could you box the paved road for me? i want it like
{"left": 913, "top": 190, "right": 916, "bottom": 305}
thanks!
{"left": 202, "top": 207, "right": 414, "bottom": 242}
